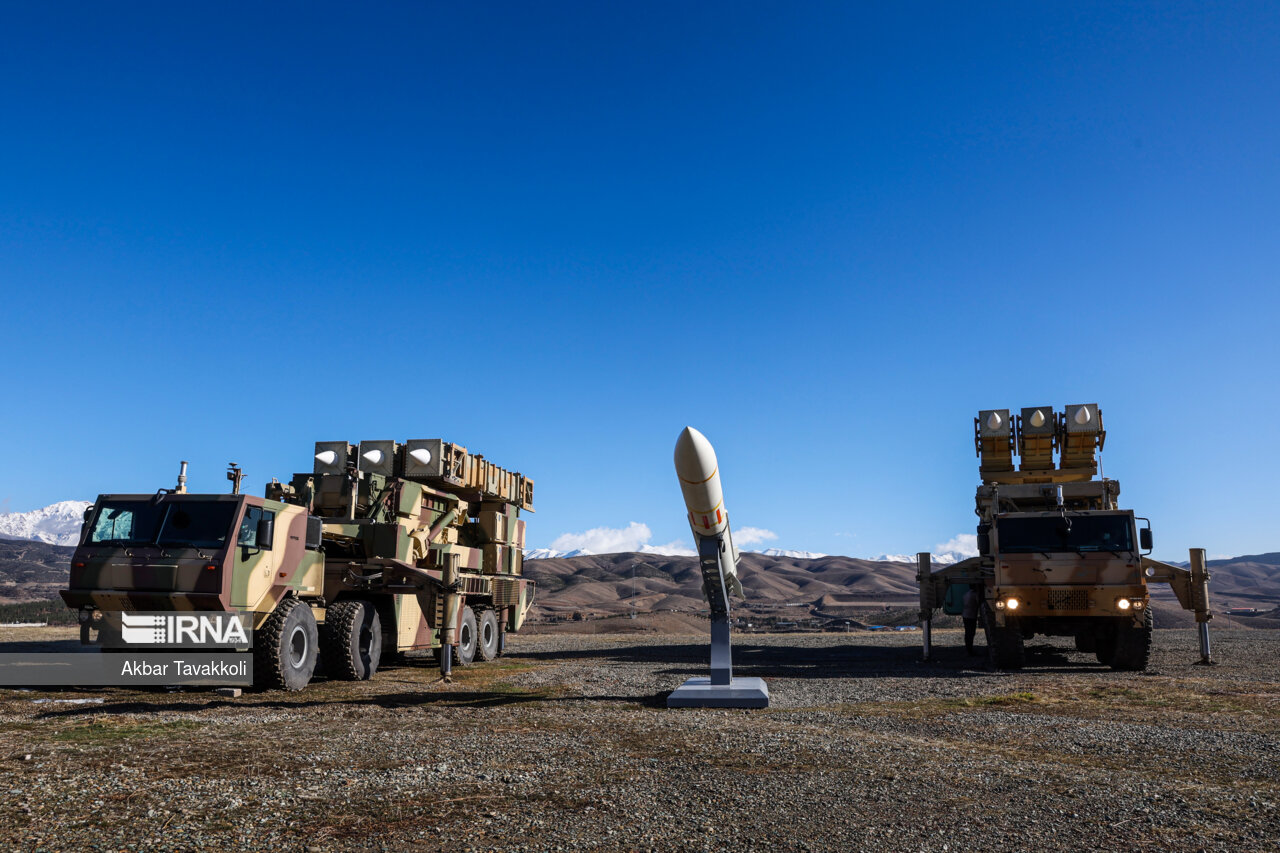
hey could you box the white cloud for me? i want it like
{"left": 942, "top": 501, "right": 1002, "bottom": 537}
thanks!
{"left": 549, "top": 522, "right": 652, "bottom": 554}
{"left": 933, "top": 533, "right": 979, "bottom": 559}
{"left": 735, "top": 526, "right": 778, "bottom": 546}
{"left": 640, "top": 540, "right": 698, "bottom": 557}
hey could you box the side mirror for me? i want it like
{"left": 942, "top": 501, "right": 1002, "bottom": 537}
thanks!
{"left": 256, "top": 516, "right": 275, "bottom": 550}
{"left": 1139, "top": 528, "right": 1153, "bottom": 551}
{"left": 83, "top": 506, "right": 95, "bottom": 523}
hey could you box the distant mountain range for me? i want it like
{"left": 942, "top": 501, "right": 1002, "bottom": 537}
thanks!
{"left": 522, "top": 551, "right": 1280, "bottom": 628}
{"left": 0, "top": 539, "right": 1276, "bottom": 629}
{"left": 524, "top": 546, "right": 832, "bottom": 560}
{"left": 520, "top": 551, "right": 1280, "bottom": 627}
{"left": 0, "top": 502, "right": 91, "bottom": 547}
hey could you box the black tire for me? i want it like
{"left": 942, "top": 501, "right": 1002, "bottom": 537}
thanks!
{"left": 453, "top": 606, "right": 478, "bottom": 666}
{"left": 322, "top": 600, "right": 383, "bottom": 681}
{"left": 477, "top": 609, "right": 500, "bottom": 661}
{"left": 1094, "top": 625, "right": 1117, "bottom": 664}
{"left": 1110, "top": 609, "right": 1153, "bottom": 671}
{"left": 254, "top": 598, "right": 318, "bottom": 691}
{"left": 983, "top": 604, "right": 1025, "bottom": 670}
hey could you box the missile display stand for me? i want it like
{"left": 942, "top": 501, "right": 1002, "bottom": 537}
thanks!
{"left": 666, "top": 535, "right": 769, "bottom": 709}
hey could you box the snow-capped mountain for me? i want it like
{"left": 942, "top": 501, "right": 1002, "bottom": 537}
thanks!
{"left": 524, "top": 547, "right": 598, "bottom": 560}
{"left": 873, "top": 552, "right": 962, "bottom": 566}
{"left": 751, "top": 548, "right": 828, "bottom": 559}
{"left": 0, "top": 501, "right": 91, "bottom": 547}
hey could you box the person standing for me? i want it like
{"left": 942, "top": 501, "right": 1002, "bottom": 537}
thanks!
{"left": 963, "top": 585, "right": 981, "bottom": 655}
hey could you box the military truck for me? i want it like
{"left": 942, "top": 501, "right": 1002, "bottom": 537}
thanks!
{"left": 62, "top": 441, "right": 536, "bottom": 690}
{"left": 917, "top": 405, "right": 1212, "bottom": 671}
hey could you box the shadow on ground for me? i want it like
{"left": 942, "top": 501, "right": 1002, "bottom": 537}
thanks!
{"left": 507, "top": 637, "right": 1119, "bottom": 681}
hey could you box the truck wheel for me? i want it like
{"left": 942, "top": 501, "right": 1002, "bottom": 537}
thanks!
{"left": 453, "top": 606, "right": 478, "bottom": 666}
{"left": 1109, "top": 609, "right": 1153, "bottom": 671}
{"left": 322, "top": 600, "right": 383, "bottom": 681}
{"left": 1094, "top": 626, "right": 1116, "bottom": 664}
{"left": 983, "top": 604, "right": 1025, "bottom": 670}
{"left": 477, "top": 609, "right": 500, "bottom": 661}
{"left": 254, "top": 598, "right": 318, "bottom": 691}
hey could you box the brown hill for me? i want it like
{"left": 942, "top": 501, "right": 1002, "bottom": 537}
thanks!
{"left": 0, "top": 541, "right": 74, "bottom": 604}
{"left": 524, "top": 551, "right": 1280, "bottom": 626}
{"left": 525, "top": 552, "right": 925, "bottom": 620}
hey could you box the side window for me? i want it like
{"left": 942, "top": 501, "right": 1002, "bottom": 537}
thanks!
{"left": 92, "top": 509, "right": 133, "bottom": 542}
{"left": 239, "top": 506, "right": 263, "bottom": 547}
{"left": 238, "top": 507, "right": 276, "bottom": 549}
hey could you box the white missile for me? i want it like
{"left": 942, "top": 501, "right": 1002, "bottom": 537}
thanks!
{"left": 674, "top": 426, "right": 742, "bottom": 595}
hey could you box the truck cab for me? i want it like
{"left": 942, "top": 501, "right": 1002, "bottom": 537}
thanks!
{"left": 62, "top": 492, "right": 322, "bottom": 628}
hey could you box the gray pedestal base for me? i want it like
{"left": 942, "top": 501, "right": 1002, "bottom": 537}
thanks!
{"left": 666, "top": 676, "right": 769, "bottom": 709}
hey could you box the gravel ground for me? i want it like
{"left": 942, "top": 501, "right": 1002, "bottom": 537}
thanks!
{"left": 0, "top": 627, "right": 1277, "bottom": 852}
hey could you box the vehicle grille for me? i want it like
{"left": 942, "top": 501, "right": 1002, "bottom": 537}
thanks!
{"left": 493, "top": 577, "right": 522, "bottom": 607}
{"left": 1048, "top": 590, "right": 1089, "bottom": 610}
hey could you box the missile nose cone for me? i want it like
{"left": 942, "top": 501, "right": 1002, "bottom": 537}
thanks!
{"left": 674, "top": 426, "right": 718, "bottom": 482}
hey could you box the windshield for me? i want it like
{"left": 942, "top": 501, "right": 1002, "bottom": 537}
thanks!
{"left": 87, "top": 501, "right": 239, "bottom": 549}
{"left": 997, "top": 515, "right": 1134, "bottom": 554}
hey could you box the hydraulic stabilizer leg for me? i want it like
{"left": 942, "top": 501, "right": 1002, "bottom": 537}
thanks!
{"left": 918, "top": 552, "right": 934, "bottom": 661}
{"left": 1190, "top": 548, "right": 1214, "bottom": 665}
{"left": 440, "top": 556, "right": 461, "bottom": 678}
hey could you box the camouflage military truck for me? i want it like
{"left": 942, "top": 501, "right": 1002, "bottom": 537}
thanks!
{"left": 62, "top": 441, "right": 535, "bottom": 690}
{"left": 917, "top": 405, "right": 1212, "bottom": 671}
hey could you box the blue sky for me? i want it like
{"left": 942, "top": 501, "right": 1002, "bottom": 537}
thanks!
{"left": 1, "top": 3, "right": 1276, "bottom": 560}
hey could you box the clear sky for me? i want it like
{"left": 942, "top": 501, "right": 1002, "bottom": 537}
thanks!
{"left": 1, "top": 3, "right": 1277, "bottom": 561}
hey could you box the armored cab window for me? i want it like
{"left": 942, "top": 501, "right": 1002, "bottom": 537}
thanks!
{"left": 91, "top": 507, "right": 136, "bottom": 543}
{"left": 997, "top": 515, "right": 1134, "bottom": 554}
{"left": 88, "top": 501, "right": 165, "bottom": 545}
{"left": 238, "top": 507, "right": 276, "bottom": 549}
{"left": 155, "top": 502, "right": 237, "bottom": 549}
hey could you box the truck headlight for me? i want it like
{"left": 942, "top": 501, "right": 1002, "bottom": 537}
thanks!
{"left": 1005, "top": 597, "right": 1020, "bottom": 611}
{"left": 1117, "top": 598, "right": 1131, "bottom": 611}
{"left": 1132, "top": 600, "right": 1145, "bottom": 610}
{"left": 995, "top": 600, "right": 1006, "bottom": 610}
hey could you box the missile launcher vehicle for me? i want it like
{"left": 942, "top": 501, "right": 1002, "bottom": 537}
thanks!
{"left": 917, "top": 406, "right": 1212, "bottom": 671}
{"left": 62, "top": 441, "right": 535, "bottom": 690}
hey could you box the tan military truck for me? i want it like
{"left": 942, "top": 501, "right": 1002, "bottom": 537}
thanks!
{"left": 917, "top": 405, "right": 1212, "bottom": 670}
{"left": 62, "top": 441, "right": 535, "bottom": 690}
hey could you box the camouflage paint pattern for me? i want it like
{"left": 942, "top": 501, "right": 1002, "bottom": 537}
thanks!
{"left": 919, "top": 405, "right": 1210, "bottom": 640}
{"left": 64, "top": 438, "right": 536, "bottom": 661}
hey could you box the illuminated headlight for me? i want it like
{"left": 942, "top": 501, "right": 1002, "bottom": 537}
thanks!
{"left": 995, "top": 600, "right": 1006, "bottom": 610}
{"left": 1132, "top": 600, "right": 1145, "bottom": 610}
{"left": 1117, "top": 598, "right": 1132, "bottom": 611}
{"left": 1005, "top": 597, "right": 1020, "bottom": 611}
